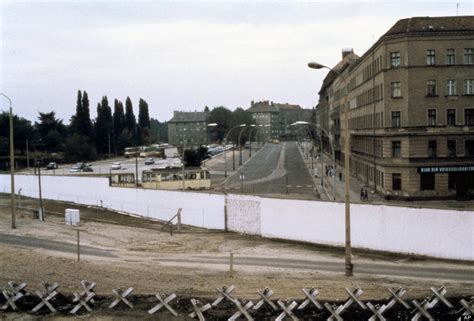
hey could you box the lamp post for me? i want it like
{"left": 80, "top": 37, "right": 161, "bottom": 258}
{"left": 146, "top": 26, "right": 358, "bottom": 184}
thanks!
{"left": 224, "top": 124, "right": 246, "bottom": 178}
{"left": 1, "top": 93, "right": 16, "bottom": 229}
{"left": 308, "top": 61, "right": 352, "bottom": 276}
{"left": 239, "top": 124, "right": 255, "bottom": 166}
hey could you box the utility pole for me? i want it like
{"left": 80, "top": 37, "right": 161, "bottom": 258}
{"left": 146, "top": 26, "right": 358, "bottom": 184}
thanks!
{"left": 108, "top": 131, "right": 111, "bottom": 158}
{"left": 4, "top": 93, "right": 16, "bottom": 229}
{"left": 26, "top": 139, "right": 30, "bottom": 168}
{"left": 135, "top": 153, "right": 139, "bottom": 187}
{"left": 36, "top": 160, "right": 44, "bottom": 221}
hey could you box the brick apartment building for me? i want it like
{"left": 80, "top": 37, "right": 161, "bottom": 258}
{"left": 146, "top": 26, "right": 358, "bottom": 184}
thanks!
{"left": 316, "top": 16, "right": 474, "bottom": 200}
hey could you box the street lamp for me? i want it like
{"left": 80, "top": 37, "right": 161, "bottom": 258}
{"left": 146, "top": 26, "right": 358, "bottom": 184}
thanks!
{"left": 224, "top": 124, "right": 246, "bottom": 178}
{"left": 239, "top": 124, "right": 255, "bottom": 166}
{"left": 308, "top": 61, "right": 353, "bottom": 277}
{"left": 1, "top": 93, "right": 15, "bottom": 229}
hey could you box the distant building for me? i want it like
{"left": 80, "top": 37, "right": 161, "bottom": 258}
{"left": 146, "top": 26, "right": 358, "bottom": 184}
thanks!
{"left": 317, "top": 16, "right": 474, "bottom": 200}
{"left": 248, "top": 100, "right": 312, "bottom": 141}
{"left": 167, "top": 111, "right": 210, "bottom": 147}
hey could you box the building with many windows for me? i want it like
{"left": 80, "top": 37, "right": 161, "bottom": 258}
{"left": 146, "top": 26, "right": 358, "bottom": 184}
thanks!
{"left": 248, "top": 100, "right": 312, "bottom": 141}
{"left": 167, "top": 110, "right": 211, "bottom": 147}
{"left": 317, "top": 16, "right": 474, "bottom": 199}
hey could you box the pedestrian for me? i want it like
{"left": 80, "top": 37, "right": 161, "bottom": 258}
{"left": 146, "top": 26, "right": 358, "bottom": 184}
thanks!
{"left": 360, "top": 187, "right": 364, "bottom": 201}
{"left": 364, "top": 187, "right": 368, "bottom": 201}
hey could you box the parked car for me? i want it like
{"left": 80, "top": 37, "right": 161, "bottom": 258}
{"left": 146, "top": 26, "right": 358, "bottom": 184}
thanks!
{"left": 46, "top": 162, "right": 58, "bottom": 170}
{"left": 111, "top": 162, "right": 121, "bottom": 170}
{"left": 82, "top": 166, "right": 94, "bottom": 172}
{"left": 144, "top": 158, "right": 155, "bottom": 165}
{"left": 69, "top": 162, "right": 84, "bottom": 173}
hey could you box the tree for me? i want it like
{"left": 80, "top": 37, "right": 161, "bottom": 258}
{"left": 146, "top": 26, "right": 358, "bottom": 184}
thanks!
{"left": 64, "top": 134, "right": 97, "bottom": 162}
{"left": 81, "top": 91, "right": 92, "bottom": 136}
{"left": 94, "top": 96, "right": 113, "bottom": 154}
{"left": 150, "top": 118, "right": 168, "bottom": 143}
{"left": 0, "top": 112, "right": 33, "bottom": 156}
{"left": 138, "top": 98, "right": 150, "bottom": 129}
{"left": 113, "top": 99, "right": 125, "bottom": 137}
{"left": 125, "top": 97, "right": 136, "bottom": 133}
{"left": 70, "top": 90, "right": 92, "bottom": 138}
{"left": 35, "top": 111, "right": 67, "bottom": 152}
{"left": 207, "top": 106, "right": 232, "bottom": 143}
{"left": 184, "top": 146, "right": 208, "bottom": 167}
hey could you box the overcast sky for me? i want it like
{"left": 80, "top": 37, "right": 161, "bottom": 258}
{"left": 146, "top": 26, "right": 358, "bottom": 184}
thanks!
{"left": 1, "top": 0, "right": 472, "bottom": 123}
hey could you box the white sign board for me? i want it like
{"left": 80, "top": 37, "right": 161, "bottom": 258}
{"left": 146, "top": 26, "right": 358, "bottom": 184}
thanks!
{"left": 65, "top": 209, "right": 80, "bottom": 226}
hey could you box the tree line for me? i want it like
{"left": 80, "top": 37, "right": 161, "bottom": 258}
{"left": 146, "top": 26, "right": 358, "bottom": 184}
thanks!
{"left": 0, "top": 90, "right": 168, "bottom": 165}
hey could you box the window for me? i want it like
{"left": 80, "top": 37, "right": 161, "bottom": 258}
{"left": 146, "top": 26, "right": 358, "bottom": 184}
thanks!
{"left": 428, "top": 140, "right": 437, "bottom": 158}
{"left": 420, "top": 173, "right": 435, "bottom": 190}
{"left": 466, "top": 140, "right": 474, "bottom": 156}
{"left": 427, "top": 80, "right": 437, "bottom": 96}
{"left": 465, "top": 109, "right": 474, "bottom": 126}
{"left": 390, "top": 52, "right": 400, "bottom": 67}
{"left": 392, "top": 173, "right": 401, "bottom": 191}
{"left": 464, "top": 48, "right": 474, "bottom": 64}
{"left": 447, "top": 140, "right": 456, "bottom": 158}
{"left": 392, "top": 141, "right": 401, "bottom": 158}
{"left": 391, "top": 111, "right": 401, "bottom": 128}
{"left": 391, "top": 82, "right": 401, "bottom": 97}
{"left": 426, "top": 49, "right": 436, "bottom": 65}
{"left": 445, "top": 49, "right": 456, "bottom": 65}
{"left": 464, "top": 79, "right": 474, "bottom": 95}
{"left": 446, "top": 80, "right": 457, "bottom": 96}
{"left": 428, "top": 109, "right": 437, "bottom": 126}
{"left": 447, "top": 109, "right": 456, "bottom": 126}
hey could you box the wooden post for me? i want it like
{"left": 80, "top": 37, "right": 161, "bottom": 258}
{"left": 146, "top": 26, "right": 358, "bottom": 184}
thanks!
{"left": 77, "top": 229, "right": 80, "bottom": 262}
{"left": 229, "top": 252, "right": 234, "bottom": 277}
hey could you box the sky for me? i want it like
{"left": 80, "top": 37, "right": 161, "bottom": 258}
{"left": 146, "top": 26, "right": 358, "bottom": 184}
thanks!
{"left": 1, "top": 0, "right": 472, "bottom": 123}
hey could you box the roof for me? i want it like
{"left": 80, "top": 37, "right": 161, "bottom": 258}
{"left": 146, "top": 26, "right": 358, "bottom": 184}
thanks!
{"left": 384, "top": 16, "right": 474, "bottom": 37}
{"left": 318, "top": 52, "right": 359, "bottom": 95}
{"left": 350, "top": 16, "right": 474, "bottom": 71}
{"left": 169, "top": 111, "right": 209, "bottom": 123}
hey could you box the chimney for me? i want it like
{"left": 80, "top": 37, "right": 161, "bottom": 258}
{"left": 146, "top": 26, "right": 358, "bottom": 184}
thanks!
{"left": 342, "top": 48, "right": 354, "bottom": 59}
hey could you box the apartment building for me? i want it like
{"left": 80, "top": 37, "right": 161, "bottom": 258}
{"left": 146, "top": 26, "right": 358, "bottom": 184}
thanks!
{"left": 248, "top": 100, "right": 312, "bottom": 141}
{"left": 319, "top": 16, "right": 474, "bottom": 199}
{"left": 167, "top": 111, "right": 211, "bottom": 147}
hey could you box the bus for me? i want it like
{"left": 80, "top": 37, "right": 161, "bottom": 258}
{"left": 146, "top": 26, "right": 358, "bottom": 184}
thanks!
{"left": 139, "top": 146, "right": 161, "bottom": 158}
{"left": 142, "top": 168, "right": 211, "bottom": 190}
{"left": 124, "top": 147, "right": 140, "bottom": 158}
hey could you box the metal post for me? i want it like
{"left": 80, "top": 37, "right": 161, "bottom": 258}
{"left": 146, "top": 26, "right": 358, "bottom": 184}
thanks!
{"left": 229, "top": 252, "right": 234, "bottom": 277}
{"left": 37, "top": 161, "right": 44, "bottom": 221}
{"left": 135, "top": 153, "right": 139, "bottom": 187}
{"left": 108, "top": 132, "right": 111, "bottom": 158}
{"left": 26, "top": 139, "right": 30, "bottom": 169}
{"left": 9, "top": 100, "right": 16, "bottom": 228}
{"left": 182, "top": 134, "right": 186, "bottom": 191}
{"left": 232, "top": 144, "right": 235, "bottom": 170}
{"left": 224, "top": 139, "right": 228, "bottom": 178}
{"left": 77, "top": 229, "right": 80, "bottom": 262}
{"left": 343, "top": 84, "right": 352, "bottom": 276}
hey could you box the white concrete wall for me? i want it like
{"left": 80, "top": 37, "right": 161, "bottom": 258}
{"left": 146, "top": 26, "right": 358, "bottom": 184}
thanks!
{"left": 2, "top": 174, "right": 225, "bottom": 229}
{"left": 2, "top": 174, "right": 473, "bottom": 260}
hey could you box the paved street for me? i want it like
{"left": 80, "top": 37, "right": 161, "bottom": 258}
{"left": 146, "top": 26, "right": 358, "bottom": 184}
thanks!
{"left": 210, "top": 142, "right": 317, "bottom": 197}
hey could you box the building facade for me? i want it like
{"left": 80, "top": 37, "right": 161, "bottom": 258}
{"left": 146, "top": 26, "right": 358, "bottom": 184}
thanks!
{"left": 319, "top": 16, "right": 474, "bottom": 199}
{"left": 167, "top": 111, "right": 211, "bottom": 147}
{"left": 248, "top": 100, "right": 312, "bottom": 141}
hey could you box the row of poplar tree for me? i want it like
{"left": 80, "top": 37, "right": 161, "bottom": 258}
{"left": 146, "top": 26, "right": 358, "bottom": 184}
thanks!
{"left": 67, "top": 90, "right": 154, "bottom": 160}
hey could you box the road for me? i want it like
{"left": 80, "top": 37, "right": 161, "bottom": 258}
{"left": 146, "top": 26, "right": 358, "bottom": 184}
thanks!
{"left": 0, "top": 233, "right": 116, "bottom": 257}
{"left": 1, "top": 232, "right": 471, "bottom": 282}
{"left": 216, "top": 142, "right": 317, "bottom": 197}
{"left": 145, "top": 255, "right": 474, "bottom": 282}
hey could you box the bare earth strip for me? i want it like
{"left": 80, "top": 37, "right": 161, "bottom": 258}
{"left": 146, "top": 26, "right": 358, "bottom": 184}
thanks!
{"left": 0, "top": 194, "right": 472, "bottom": 304}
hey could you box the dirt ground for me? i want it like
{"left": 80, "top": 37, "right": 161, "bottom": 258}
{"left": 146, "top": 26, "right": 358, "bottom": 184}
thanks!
{"left": 0, "top": 195, "right": 473, "bottom": 319}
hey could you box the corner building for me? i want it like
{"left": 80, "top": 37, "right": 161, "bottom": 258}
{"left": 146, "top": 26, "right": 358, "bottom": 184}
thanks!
{"left": 322, "top": 16, "right": 474, "bottom": 200}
